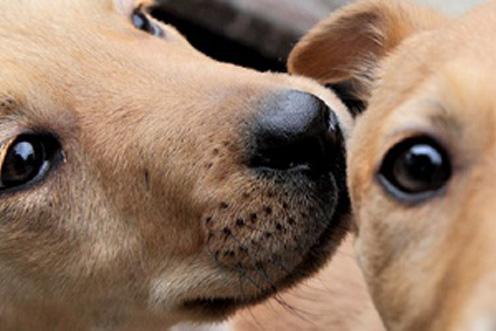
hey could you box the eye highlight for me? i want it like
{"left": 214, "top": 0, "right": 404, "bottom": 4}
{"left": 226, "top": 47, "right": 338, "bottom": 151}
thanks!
{"left": 0, "top": 134, "right": 62, "bottom": 191}
{"left": 131, "top": 7, "right": 164, "bottom": 37}
{"left": 378, "top": 136, "right": 452, "bottom": 204}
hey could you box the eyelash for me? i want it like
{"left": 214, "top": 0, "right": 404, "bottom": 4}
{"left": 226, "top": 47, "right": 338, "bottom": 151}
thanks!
{"left": 131, "top": 8, "right": 164, "bottom": 38}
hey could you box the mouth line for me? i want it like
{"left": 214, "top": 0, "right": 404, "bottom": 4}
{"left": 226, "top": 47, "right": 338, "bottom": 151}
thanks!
{"left": 182, "top": 296, "right": 259, "bottom": 315}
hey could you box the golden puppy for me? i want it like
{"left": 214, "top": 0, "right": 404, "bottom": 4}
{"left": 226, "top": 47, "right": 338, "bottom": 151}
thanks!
{"left": 0, "top": 0, "right": 354, "bottom": 330}
{"left": 287, "top": 0, "right": 496, "bottom": 330}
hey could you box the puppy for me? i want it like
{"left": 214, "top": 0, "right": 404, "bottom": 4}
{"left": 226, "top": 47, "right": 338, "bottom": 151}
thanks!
{"left": 0, "top": 0, "right": 353, "bottom": 330}
{"left": 289, "top": 0, "right": 496, "bottom": 330}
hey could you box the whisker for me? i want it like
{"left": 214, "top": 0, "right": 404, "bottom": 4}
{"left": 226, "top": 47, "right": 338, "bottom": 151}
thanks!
{"left": 236, "top": 273, "right": 267, "bottom": 331}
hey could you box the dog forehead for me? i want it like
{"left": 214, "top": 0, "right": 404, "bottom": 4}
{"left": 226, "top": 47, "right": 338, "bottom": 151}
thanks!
{"left": 0, "top": 0, "right": 164, "bottom": 114}
{"left": 114, "top": 0, "right": 154, "bottom": 14}
{"left": 115, "top": 0, "right": 134, "bottom": 13}
{"left": 0, "top": 0, "right": 148, "bottom": 21}
{"left": 392, "top": 20, "right": 496, "bottom": 129}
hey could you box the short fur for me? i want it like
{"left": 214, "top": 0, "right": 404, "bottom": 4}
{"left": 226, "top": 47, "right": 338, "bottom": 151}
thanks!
{"left": 239, "top": 0, "right": 496, "bottom": 330}
{"left": 0, "top": 0, "right": 353, "bottom": 330}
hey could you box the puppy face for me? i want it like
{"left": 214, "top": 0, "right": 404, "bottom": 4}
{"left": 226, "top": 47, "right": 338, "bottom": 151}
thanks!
{"left": 0, "top": 0, "right": 353, "bottom": 328}
{"left": 290, "top": 0, "right": 496, "bottom": 330}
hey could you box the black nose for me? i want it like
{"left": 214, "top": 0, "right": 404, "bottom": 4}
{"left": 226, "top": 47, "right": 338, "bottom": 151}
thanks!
{"left": 249, "top": 90, "right": 340, "bottom": 173}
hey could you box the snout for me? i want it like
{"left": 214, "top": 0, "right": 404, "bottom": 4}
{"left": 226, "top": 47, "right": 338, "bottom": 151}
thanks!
{"left": 194, "top": 88, "right": 349, "bottom": 317}
{"left": 249, "top": 90, "right": 340, "bottom": 174}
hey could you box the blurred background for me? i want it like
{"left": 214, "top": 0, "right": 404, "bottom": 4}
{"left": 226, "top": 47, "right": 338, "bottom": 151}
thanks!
{"left": 151, "top": 0, "right": 486, "bottom": 72}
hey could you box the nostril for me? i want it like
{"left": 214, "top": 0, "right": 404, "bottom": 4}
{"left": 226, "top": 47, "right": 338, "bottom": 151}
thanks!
{"left": 249, "top": 90, "right": 340, "bottom": 172}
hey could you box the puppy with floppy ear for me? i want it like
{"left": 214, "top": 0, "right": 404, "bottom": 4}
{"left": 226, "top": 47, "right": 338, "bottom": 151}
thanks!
{"left": 286, "top": 0, "right": 496, "bottom": 330}
{"left": 0, "top": 0, "right": 357, "bottom": 329}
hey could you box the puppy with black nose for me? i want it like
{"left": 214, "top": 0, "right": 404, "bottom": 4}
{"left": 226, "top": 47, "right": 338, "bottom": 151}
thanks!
{"left": 0, "top": 0, "right": 353, "bottom": 330}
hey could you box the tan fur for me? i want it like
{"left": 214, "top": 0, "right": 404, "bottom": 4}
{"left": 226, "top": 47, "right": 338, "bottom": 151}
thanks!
{"left": 258, "top": 0, "right": 496, "bottom": 330}
{"left": 0, "top": 0, "right": 353, "bottom": 330}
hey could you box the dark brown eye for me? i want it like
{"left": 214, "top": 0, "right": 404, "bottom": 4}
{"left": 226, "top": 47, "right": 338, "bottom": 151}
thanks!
{"left": 131, "top": 9, "right": 164, "bottom": 37}
{"left": 378, "top": 137, "right": 452, "bottom": 203}
{"left": 0, "top": 134, "right": 61, "bottom": 190}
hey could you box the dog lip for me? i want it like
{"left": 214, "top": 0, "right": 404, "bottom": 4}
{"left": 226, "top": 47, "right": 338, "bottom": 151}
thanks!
{"left": 181, "top": 295, "right": 269, "bottom": 317}
{"left": 180, "top": 286, "right": 278, "bottom": 319}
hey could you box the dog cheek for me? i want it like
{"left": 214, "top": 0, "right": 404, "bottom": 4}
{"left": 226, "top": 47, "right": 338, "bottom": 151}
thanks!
{"left": 0, "top": 195, "right": 78, "bottom": 280}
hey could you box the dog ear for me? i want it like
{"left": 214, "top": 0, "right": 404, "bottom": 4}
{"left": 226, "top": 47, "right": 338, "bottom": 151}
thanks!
{"left": 288, "top": 0, "right": 445, "bottom": 115}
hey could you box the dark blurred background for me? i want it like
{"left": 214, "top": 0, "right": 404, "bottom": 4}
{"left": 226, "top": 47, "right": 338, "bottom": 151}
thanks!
{"left": 151, "top": 0, "right": 483, "bottom": 72}
{"left": 151, "top": 0, "right": 347, "bottom": 72}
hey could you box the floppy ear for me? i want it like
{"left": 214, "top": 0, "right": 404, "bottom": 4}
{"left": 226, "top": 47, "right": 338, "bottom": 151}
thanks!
{"left": 288, "top": 0, "right": 445, "bottom": 114}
